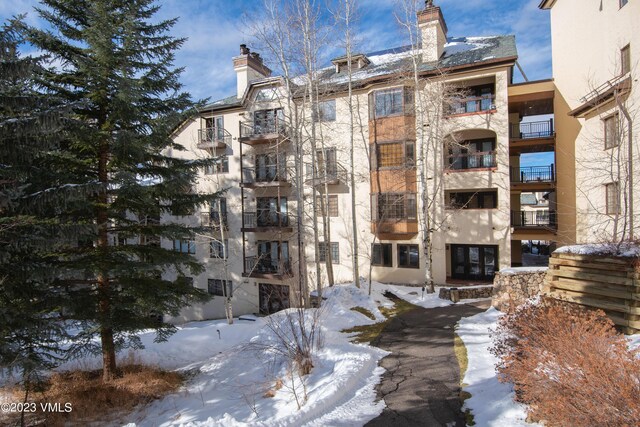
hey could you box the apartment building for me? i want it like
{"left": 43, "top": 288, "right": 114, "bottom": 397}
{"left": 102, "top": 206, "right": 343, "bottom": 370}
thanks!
{"left": 539, "top": 0, "right": 639, "bottom": 244}
{"left": 165, "top": 3, "right": 561, "bottom": 322}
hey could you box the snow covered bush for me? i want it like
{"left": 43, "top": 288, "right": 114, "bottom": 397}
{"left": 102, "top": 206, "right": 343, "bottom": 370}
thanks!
{"left": 492, "top": 296, "right": 640, "bottom": 426}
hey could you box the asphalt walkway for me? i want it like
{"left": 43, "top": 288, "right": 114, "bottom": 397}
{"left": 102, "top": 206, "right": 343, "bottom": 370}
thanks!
{"left": 365, "top": 299, "right": 489, "bottom": 427}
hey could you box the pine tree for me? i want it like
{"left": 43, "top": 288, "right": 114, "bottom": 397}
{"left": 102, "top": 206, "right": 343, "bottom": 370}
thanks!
{"left": 23, "top": 0, "right": 215, "bottom": 381}
{"left": 0, "top": 17, "right": 72, "bottom": 386}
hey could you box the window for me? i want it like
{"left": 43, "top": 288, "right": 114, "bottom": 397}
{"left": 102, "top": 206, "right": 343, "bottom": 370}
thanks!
{"left": 173, "top": 239, "right": 195, "bottom": 254}
{"left": 447, "top": 84, "right": 495, "bottom": 115}
{"left": 210, "top": 239, "right": 228, "bottom": 258}
{"left": 318, "top": 242, "right": 339, "bottom": 264}
{"left": 203, "top": 116, "right": 224, "bottom": 141}
{"left": 209, "top": 198, "right": 227, "bottom": 226}
{"left": 621, "top": 44, "right": 630, "bottom": 74}
{"left": 205, "top": 156, "right": 229, "bottom": 174}
{"left": 369, "top": 87, "right": 413, "bottom": 119}
{"left": 373, "top": 193, "right": 417, "bottom": 221}
{"left": 398, "top": 244, "right": 419, "bottom": 268}
{"left": 316, "top": 195, "right": 339, "bottom": 217}
{"left": 375, "top": 142, "right": 415, "bottom": 168}
{"left": 604, "top": 114, "right": 620, "bottom": 149}
{"left": 372, "top": 243, "right": 393, "bottom": 267}
{"left": 313, "top": 100, "right": 336, "bottom": 122}
{"left": 447, "top": 139, "right": 496, "bottom": 170}
{"left": 620, "top": 0, "right": 628, "bottom": 8}
{"left": 606, "top": 182, "right": 620, "bottom": 214}
{"left": 177, "top": 276, "right": 194, "bottom": 287}
{"left": 446, "top": 191, "right": 498, "bottom": 209}
{"left": 208, "top": 279, "right": 233, "bottom": 297}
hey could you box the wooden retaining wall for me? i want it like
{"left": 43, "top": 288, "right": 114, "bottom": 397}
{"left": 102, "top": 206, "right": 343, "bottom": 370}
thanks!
{"left": 545, "top": 252, "right": 640, "bottom": 333}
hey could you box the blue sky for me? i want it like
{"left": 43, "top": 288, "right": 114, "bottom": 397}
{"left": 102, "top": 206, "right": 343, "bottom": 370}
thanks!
{"left": 1, "top": 0, "right": 552, "bottom": 103}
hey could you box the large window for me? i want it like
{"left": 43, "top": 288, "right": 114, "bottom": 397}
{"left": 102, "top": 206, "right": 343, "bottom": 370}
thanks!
{"left": 374, "top": 193, "right": 417, "bottom": 221}
{"left": 372, "top": 243, "right": 393, "bottom": 267}
{"left": 210, "top": 239, "right": 228, "bottom": 259}
{"left": 397, "top": 244, "right": 419, "bottom": 268}
{"left": 313, "top": 100, "right": 336, "bottom": 122}
{"left": 446, "top": 190, "right": 498, "bottom": 209}
{"left": 606, "top": 182, "right": 620, "bottom": 215}
{"left": 447, "top": 138, "right": 496, "bottom": 170}
{"left": 375, "top": 141, "right": 415, "bottom": 168}
{"left": 621, "top": 44, "right": 630, "bottom": 74}
{"left": 209, "top": 198, "right": 228, "bottom": 227}
{"left": 204, "top": 155, "right": 229, "bottom": 174}
{"left": 173, "top": 239, "right": 195, "bottom": 254}
{"left": 447, "top": 84, "right": 495, "bottom": 115}
{"left": 316, "top": 195, "right": 339, "bottom": 217}
{"left": 208, "top": 279, "right": 233, "bottom": 297}
{"left": 369, "top": 87, "right": 413, "bottom": 119}
{"left": 604, "top": 114, "right": 620, "bottom": 149}
{"left": 318, "top": 242, "right": 339, "bottom": 264}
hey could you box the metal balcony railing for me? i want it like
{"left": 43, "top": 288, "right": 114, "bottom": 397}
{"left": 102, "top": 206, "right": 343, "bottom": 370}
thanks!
{"left": 200, "top": 211, "right": 228, "bottom": 228}
{"left": 197, "top": 127, "right": 231, "bottom": 149}
{"left": 510, "top": 119, "right": 554, "bottom": 139}
{"left": 447, "top": 151, "right": 497, "bottom": 170}
{"left": 243, "top": 211, "right": 291, "bottom": 229}
{"left": 511, "top": 210, "right": 557, "bottom": 228}
{"left": 242, "top": 166, "right": 289, "bottom": 184}
{"left": 446, "top": 95, "right": 496, "bottom": 115}
{"left": 305, "top": 162, "right": 349, "bottom": 184}
{"left": 511, "top": 165, "right": 555, "bottom": 183}
{"left": 239, "top": 120, "right": 287, "bottom": 139}
{"left": 244, "top": 255, "right": 292, "bottom": 276}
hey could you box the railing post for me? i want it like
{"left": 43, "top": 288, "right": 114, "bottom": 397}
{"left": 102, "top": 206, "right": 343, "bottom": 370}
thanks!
{"left": 551, "top": 164, "right": 555, "bottom": 182}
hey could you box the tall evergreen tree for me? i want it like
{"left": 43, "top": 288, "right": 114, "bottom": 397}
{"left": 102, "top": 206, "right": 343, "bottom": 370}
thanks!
{"left": 24, "top": 0, "right": 214, "bottom": 381}
{"left": 0, "top": 17, "right": 72, "bottom": 385}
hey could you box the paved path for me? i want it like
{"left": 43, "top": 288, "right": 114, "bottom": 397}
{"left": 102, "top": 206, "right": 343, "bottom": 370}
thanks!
{"left": 365, "top": 299, "right": 489, "bottom": 427}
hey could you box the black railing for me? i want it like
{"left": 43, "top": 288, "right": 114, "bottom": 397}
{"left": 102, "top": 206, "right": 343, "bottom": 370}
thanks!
{"left": 242, "top": 166, "right": 289, "bottom": 184}
{"left": 243, "top": 211, "right": 291, "bottom": 228}
{"left": 244, "top": 255, "right": 292, "bottom": 276}
{"left": 447, "top": 151, "right": 497, "bottom": 170}
{"left": 511, "top": 165, "right": 555, "bottom": 183}
{"left": 511, "top": 210, "right": 557, "bottom": 228}
{"left": 239, "top": 120, "right": 287, "bottom": 139}
{"left": 201, "top": 211, "right": 228, "bottom": 228}
{"left": 305, "top": 162, "right": 349, "bottom": 184}
{"left": 446, "top": 95, "right": 496, "bottom": 115}
{"left": 510, "top": 119, "right": 554, "bottom": 139}
{"left": 197, "top": 127, "right": 232, "bottom": 148}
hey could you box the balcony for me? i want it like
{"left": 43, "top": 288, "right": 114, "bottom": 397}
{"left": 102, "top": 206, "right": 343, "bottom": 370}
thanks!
{"left": 510, "top": 119, "right": 554, "bottom": 140}
{"left": 239, "top": 120, "right": 287, "bottom": 145}
{"left": 242, "top": 211, "right": 293, "bottom": 232}
{"left": 243, "top": 256, "right": 292, "bottom": 279}
{"left": 197, "top": 127, "right": 231, "bottom": 150}
{"left": 447, "top": 151, "right": 497, "bottom": 171}
{"left": 569, "top": 73, "right": 632, "bottom": 118}
{"left": 200, "top": 211, "right": 228, "bottom": 230}
{"left": 511, "top": 210, "right": 557, "bottom": 229}
{"left": 242, "top": 166, "right": 291, "bottom": 188}
{"left": 446, "top": 95, "right": 496, "bottom": 116}
{"left": 304, "top": 162, "right": 349, "bottom": 186}
{"left": 510, "top": 165, "right": 555, "bottom": 191}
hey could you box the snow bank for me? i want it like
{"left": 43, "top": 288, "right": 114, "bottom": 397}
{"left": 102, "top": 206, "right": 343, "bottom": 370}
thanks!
{"left": 498, "top": 266, "right": 548, "bottom": 275}
{"left": 555, "top": 243, "right": 640, "bottom": 257}
{"left": 457, "top": 308, "right": 540, "bottom": 427}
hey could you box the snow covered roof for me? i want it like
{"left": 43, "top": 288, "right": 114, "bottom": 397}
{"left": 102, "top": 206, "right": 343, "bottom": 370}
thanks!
{"left": 554, "top": 243, "right": 640, "bottom": 258}
{"left": 203, "top": 35, "right": 517, "bottom": 110}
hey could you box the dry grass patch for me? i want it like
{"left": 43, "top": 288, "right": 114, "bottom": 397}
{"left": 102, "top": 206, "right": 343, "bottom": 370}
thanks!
{"left": 343, "top": 292, "right": 416, "bottom": 344}
{"left": 454, "top": 332, "right": 475, "bottom": 426}
{"left": 350, "top": 306, "right": 375, "bottom": 320}
{"left": 1, "top": 362, "right": 184, "bottom": 426}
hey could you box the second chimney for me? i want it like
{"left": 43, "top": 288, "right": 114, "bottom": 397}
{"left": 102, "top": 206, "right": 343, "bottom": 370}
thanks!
{"left": 233, "top": 44, "right": 272, "bottom": 98}
{"left": 417, "top": 1, "right": 448, "bottom": 63}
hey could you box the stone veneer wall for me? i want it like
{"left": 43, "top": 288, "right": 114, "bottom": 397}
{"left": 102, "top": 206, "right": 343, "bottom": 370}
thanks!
{"left": 439, "top": 285, "right": 494, "bottom": 301}
{"left": 491, "top": 269, "right": 548, "bottom": 311}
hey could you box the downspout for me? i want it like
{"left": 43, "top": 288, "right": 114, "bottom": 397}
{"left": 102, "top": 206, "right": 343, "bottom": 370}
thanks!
{"left": 616, "top": 94, "right": 633, "bottom": 240}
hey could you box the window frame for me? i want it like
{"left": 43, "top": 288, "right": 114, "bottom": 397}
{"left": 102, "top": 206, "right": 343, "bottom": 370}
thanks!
{"left": 397, "top": 244, "right": 419, "bottom": 269}
{"left": 313, "top": 99, "right": 336, "bottom": 122}
{"left": 621, "top": 44, "right": 630, "bottom": 75}
{"left": 210, "top": 239, "right": 229, "bottom": 259}
{"left": 373, "top": 193, "right": 417, "bottom": 222}
{"left": 446, "top": 190, "right": 498, "bottom": 209}
{"left": 605, "top": 182, "right": 620, "bottom": 215}
{"left": 604, "top": 114, "right": 620, "bottom": 149}
{"left": 369, "top": 87, "right": 414, "bottom": 119}
{"left": 316, "top": 195, "right": 339, "bottom": 217}
{"left": 374, "top": 140, "right": 416, "bottom": 169}
{"left": 207, "top": 279, "right": 233, "bottom": 297}
{"left": 318, "top": 242, "right": 340, "bottom": 264}
{"left": 173, "top": 239, "right": 196, "bottom": 254}
{"left": 372, "top": 243, "right": 393, "bottom": 267}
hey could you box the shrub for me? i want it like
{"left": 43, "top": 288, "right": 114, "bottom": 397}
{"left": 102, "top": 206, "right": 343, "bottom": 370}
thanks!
{"left": 492, "top": 296, "right": 640, "bottom": 426}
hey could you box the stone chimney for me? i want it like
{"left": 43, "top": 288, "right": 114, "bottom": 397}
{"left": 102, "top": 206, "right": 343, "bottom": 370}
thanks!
{"left": 417, "top": 1, "right": 448, "bottom": 63}
{"left": 233, "top": 44, "right": 272, "bottom": 98}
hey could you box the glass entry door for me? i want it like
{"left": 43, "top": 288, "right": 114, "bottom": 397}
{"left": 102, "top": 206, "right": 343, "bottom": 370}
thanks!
{"left": 450, "top": 245, "right": 498, "bottom": 281}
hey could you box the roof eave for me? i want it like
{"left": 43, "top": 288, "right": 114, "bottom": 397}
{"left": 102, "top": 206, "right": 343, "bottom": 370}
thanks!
{"left": 538, "top": 0, "right": 555, "bottom": 10}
